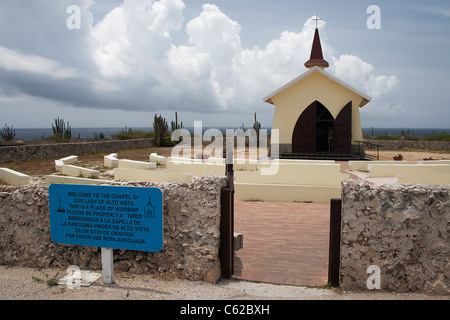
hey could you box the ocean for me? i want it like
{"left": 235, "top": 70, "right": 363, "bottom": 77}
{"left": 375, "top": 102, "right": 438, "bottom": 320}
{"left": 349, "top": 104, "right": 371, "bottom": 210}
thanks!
{"left": 8, "top": 127, "right": 450, "bottom": 142}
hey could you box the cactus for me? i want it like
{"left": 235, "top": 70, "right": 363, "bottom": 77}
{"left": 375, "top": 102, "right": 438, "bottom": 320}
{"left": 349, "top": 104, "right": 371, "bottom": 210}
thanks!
{"left": 253, "top": 113, "right": 261, "bottom": 147}
{"left": 64, "top": 121, "right": 72, "bottom": 139}
{"left": 171, "top": 112, "right": 183, "bottom": 132}
{"left": 52, "top": 117, "right": 71, "bottom": 140}
{"left": 153, "top": 114, "right": 169, "bottom": 147}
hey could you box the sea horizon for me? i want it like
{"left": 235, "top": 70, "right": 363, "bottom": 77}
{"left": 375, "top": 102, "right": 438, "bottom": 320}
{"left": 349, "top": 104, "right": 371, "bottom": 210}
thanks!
{"left": 8, "top": 127, "right": 450, "bottom": 141}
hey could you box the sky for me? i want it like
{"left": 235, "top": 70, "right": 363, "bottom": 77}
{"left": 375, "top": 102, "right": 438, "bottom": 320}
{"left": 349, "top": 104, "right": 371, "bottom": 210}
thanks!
{"left": 0, "top": 0, "right": 449, "bottom": 129}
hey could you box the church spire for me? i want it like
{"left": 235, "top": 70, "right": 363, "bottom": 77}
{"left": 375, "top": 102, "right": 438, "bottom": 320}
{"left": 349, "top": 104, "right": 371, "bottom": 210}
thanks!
{"left": 304, "top": 24, "right": 329, "bottom": 69}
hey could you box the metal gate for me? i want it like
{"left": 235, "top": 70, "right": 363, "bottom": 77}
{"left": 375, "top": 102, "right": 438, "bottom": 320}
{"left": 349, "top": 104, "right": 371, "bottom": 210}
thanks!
{"left": 220, "top": 162, "right": 235, "bottom": 279}
{"left": 219, "top": 162, "right": 342, "bottom": 287}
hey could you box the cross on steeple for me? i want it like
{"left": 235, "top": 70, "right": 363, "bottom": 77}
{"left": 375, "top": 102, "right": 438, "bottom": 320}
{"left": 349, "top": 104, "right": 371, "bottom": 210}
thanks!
{"left": 312, "top": 14, "right": 322, "bottom": 29}
{"left": 304, "top": 15, "right": 329, "bottom": 69}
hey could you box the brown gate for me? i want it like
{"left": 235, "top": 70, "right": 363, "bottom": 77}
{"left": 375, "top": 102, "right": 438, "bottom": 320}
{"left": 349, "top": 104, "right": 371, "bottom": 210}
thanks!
{"left": 220, "top": 163, "right": 235, "bottom": 279}
{"left": 328, "top": 198, "right": 342, "bottom": 287}
{"left": 292, "top": 101, "right": 317, "bottom": 153}
{"left": 220, "top": 161, "right": 342, "bottom": 287}
{"left": 333, "top": 102, "right": 352, "bottom": 154}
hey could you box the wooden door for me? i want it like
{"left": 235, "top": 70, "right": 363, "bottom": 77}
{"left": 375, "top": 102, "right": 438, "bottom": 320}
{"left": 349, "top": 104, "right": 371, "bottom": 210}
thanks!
{"left": 292, "top": 101, "right": 316, "bottom": 153}
{"left": 332, "top": 102, "right": 352, "bottom": 154}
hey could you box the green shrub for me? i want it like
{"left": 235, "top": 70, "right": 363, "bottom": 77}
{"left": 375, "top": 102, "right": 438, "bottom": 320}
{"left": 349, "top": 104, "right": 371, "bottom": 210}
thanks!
{"left": 421, "top": 133, "right": 450, "bottom": 141}
{"left": 111, "top": 129, "right": 153, "bottom": 140}
{"left": 0, "top": 124, "right": 16, "bottom": 142}
{"left": 373, "top": 134, "right": 401, "bottom": 140}
{"left": 160, "top": 138, "right": 177, "bottom": 147}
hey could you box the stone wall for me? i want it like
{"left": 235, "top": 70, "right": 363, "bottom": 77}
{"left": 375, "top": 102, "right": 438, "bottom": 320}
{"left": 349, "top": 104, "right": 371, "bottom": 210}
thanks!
{"left": 364, "top": 139, "right": 450, "bottom": 151}
{"left": 340, "top": 180, "right": 449, "bottom": 295}
{"left": 0, "top": 176, "right": 227, "bottom": 283}
{"left": 0, "top": 138, "right": 154, "bottom": 163}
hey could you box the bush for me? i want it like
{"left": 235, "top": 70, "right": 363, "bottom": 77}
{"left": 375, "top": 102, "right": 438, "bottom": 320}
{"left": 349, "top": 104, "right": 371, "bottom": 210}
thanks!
{"left": 160, "top": 138, "right": 177, "bottom": 147}
{"left": 421, "top": 133, "right": 450, "bottom": 141}
{"left": 111, "top": 129, "right": 153, "bottom": 140}
{"left": 0, "top": 124, "right": 16, "bottom": 142}
{"left": 373, "top": 134, "right": 401, "bottom": 140}
{"left": 92, "top": 131, "right": 106, "bottom": 140}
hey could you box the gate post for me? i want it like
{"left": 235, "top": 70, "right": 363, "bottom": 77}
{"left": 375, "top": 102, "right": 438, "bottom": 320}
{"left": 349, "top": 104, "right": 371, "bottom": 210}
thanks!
{"left": 220, "top": 162, "right": 235, "bottom": 279}
{"left": 328, "top": 198, "right": 342, "bottom": 287}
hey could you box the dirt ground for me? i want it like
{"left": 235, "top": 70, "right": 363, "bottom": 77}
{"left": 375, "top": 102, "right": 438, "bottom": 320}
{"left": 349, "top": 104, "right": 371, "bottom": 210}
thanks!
{"left": 0, "top": 147, "right": 174, "bottom": 178}
{"left": 376, "top": 150, "right": 449, "bottom": 161}
{"left": 0, "top": 265, "right": 447, "bottom": 301}
{"left": 2, "top": 147, "right": 449, "bottom": 179}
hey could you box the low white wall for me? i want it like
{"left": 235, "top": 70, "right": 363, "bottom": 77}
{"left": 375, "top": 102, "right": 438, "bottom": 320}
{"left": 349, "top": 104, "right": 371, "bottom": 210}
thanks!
{"left": 58, "top": 155, "right": 78, "bottom": 164}
{"left": 398, "top": 173, "right": 450, "bottom": 185}
{"left": 104, "top": 153, "right": 118, "bottom": 168}
{"left": 368, "top": 164, "right": 450, "bottom": 179}
{"left": 45, "top": 175, "right": 115, "bottom": 185}
{"left": 118, "top": 159, "right": 157, "bottom": 170}
{"left": 235, "top": 163, "right": 348, "bottom": 186}
{"left": 115, "top": 158, "right": 348, "bottom": 203}
{"left": 167, "top": 161, "right": 225, "bottom": 175}
{"left": 349, "top": 160, "right": 411, "bottom": 172}
{"left": 55, "top": 155, "right": 79, "bottom": 172}
{"left": 149, "top": 153, "right": 167, "bottom": 164}
{"left": 235, "top": 183, "right": 340, "bottom": 203}
{"left": 0, "top": 168, "right": 31, "bottom": 185}
{"left": 416, "top": 160, "right": 450, "bottom": 165}
{"left": 61, "top": 165, "right": 101, "bottom": 178}
{"left": 114, "top": 168, "right": 193, "bottom": 183}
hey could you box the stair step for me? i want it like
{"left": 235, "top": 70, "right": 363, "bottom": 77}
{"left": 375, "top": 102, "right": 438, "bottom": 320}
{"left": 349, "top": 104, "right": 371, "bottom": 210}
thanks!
{"left": 280, "top": 153, "right": 372, "bottom": 161}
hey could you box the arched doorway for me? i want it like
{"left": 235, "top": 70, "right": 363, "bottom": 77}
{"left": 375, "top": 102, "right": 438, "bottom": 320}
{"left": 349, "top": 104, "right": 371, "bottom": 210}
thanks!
{"left": 292, "top": 101, "right": 352, "bottom": 154}
{"left": 316, "top": 103, "right": 334, "bottom": 152}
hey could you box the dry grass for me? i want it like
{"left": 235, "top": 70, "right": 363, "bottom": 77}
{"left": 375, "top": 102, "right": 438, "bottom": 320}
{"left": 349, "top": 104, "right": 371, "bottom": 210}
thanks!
{"left": 0, "top": 146, "right": 449, "bottom": 178}
{"left": 0, "top": 147, "right": 173, "bottom": 177}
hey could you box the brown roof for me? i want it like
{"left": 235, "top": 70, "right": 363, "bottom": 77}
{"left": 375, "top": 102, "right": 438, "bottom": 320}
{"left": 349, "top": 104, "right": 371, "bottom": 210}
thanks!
{"left": 304, "top": 28, "right": 329, "bottom": 68}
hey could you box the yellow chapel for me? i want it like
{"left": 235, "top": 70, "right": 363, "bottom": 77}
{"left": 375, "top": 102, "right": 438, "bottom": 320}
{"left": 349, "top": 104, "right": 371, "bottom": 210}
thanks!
{"left": 264, "top": 27, "right": 371, "bottom": 159}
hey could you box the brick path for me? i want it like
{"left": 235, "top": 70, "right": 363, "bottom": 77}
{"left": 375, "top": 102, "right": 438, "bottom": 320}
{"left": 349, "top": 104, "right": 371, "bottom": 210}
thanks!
{"left": 233, "top": 201, "right": 331, "bottom": 287}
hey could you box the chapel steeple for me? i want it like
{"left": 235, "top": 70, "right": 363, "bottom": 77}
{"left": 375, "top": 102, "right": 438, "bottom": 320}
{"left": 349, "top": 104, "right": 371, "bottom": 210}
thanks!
{"left": 304, "top": 26, "right": 329, "bottom": 69}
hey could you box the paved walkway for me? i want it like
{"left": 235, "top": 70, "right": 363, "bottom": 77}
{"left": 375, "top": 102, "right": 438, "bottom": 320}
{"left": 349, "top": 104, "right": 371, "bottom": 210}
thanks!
{"left": 233, "top": 201, "right": 331, "bottom": 287}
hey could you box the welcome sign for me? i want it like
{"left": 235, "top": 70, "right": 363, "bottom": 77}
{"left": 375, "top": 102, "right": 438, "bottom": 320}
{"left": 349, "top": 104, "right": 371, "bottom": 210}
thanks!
{"left": 49, "top": 184, "right": 163, "bottom": 252}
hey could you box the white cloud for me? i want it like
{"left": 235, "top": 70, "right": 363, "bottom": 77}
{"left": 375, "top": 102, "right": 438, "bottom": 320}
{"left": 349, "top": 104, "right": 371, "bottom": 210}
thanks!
{"left": 0, "top": 0, "right": 400, "bottom": 123}
{"left": 331, "top": 54, "right": 399, "bottom": 98}
{"left": 0, "top": 46, "right": 79, "bottom": 79}
{"left": 186, "top": 4, "right": 241, "bottom": 65}
{"left": 92, "top": 0, "right": 185, "bottom": 78}
{"left": 330, "top": 54, "right": 402, "bottom": 124}
{"left": 424, "top": 6, "right": 450, "bottom": 18}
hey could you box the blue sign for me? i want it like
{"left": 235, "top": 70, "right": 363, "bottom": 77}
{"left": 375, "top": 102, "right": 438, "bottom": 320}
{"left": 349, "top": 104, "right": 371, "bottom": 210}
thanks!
{"left": 49, "top": 184, "right": 163, "bottom": 252}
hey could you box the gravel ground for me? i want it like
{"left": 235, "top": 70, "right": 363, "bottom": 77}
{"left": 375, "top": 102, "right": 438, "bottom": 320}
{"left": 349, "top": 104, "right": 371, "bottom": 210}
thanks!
{"left": 0, "top": 265, "right": 447, "bottom": 301}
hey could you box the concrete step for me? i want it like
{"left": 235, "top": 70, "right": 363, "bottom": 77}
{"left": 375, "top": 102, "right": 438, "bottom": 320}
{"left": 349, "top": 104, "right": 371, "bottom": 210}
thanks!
{"left": 280, "top": 153, "right": 371, "bottom": 161}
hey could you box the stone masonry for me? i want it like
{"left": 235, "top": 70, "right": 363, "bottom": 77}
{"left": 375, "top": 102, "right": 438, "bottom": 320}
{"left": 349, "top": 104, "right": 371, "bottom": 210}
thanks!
{"left": 0, "top": 138, "right": 154, "bottom": 163}
{"left": 364, "top": 139, "right": 449, "bottom": 151}
{"left": 0, "top": 176, "right": 227, "bottom": 283}
{"left": 340, "top": 180, "right": 449, "bottom": 295}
